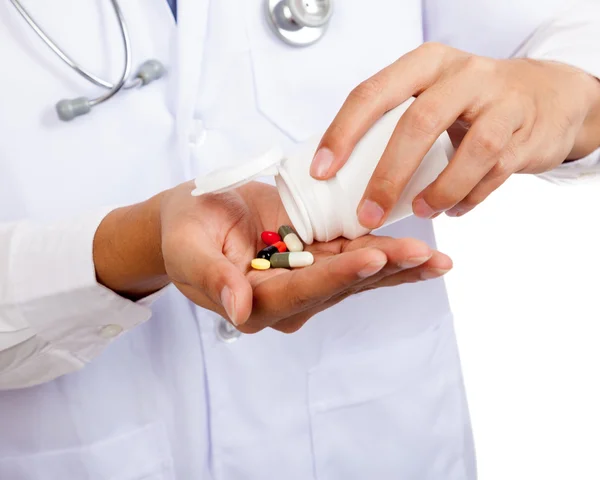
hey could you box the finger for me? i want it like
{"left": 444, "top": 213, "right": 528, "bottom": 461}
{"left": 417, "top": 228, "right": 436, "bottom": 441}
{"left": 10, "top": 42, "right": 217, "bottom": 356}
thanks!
{"left": 270, "top": 312, "right": 315, "bottom": 334}
{"left": 338, "top": 235, "right": 433, "bottom": 270}
{"left": 353, "top": 249, "right": 453, "bottom": 290}
{"left": 356, "top": 65, "right": 487, "bottom": 229}
{"left": 241, "top": 247, "right": 388, "bottom": 333}
{"left": 445, "top": 116, "right": 543, "bottom": 217}
{"left": 365, "top": 262, "right": 453, "bottom": 288}
{"left": 272, "top": 251, "right": 453, "bottom": 334}
{"left": 414, "top": 100, "right": 525, "bottom": 217}
{"left": 445, "top": 117, "right": 570, "bottom": 217}
{"left": 179, "top": 232, "right": 254, "bottom": 327}
{"left": 310, "top": 43, "right": 461, "bottom": 180}
{"left": 445, "top": 144, "right": 518, "bottom": 217}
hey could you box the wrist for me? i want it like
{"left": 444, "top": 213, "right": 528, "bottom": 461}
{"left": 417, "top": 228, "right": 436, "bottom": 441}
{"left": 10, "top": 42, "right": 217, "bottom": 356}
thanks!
{"left": 568, "top": 73, "right": 600, "bottom": 160}
{"left": 93, "top": 192, "right": 169, "bottom": 300}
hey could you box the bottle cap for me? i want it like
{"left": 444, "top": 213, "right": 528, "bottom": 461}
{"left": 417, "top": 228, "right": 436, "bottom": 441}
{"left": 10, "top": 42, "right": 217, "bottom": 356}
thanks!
{"left": 191, "top": 143, "right": 316, "bottom": 246}
{"left": 191, "top": 147, "right": 284, "bottom": 196}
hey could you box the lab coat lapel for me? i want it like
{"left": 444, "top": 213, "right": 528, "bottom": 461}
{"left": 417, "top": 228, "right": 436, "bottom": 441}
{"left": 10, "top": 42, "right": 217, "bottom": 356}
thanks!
{"left": 175, "top": 0, "right": 210, "bottom": 175}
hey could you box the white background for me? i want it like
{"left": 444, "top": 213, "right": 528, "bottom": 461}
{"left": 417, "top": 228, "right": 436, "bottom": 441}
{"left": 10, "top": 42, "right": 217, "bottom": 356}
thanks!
{"left": 433, "top": 173, "right": 600, "bottom": 480}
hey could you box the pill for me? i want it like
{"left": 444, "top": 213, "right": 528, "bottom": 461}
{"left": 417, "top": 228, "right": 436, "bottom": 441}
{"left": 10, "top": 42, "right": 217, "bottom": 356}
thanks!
{"left": 257, "top": 245, "right": 278, "bottom": 260}
{"left": 261, "top": 231, "right": 281, "bottom": 245}
{"left": 278, "top": 225, "right": 304, "bottom": 252}
{"left": 272, "top": 241, "right": 287, "bottom": 253}
{"left": 251, "top": 258, "right": 271, "bottom": 270}
{"left": 270, "top": 252, "right": 314, "bottom": 269}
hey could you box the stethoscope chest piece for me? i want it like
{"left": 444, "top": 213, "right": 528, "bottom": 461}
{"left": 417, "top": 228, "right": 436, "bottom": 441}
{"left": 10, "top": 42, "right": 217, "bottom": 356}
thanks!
{"left": 265, "top": 0, "right": 333, "bottom": 47}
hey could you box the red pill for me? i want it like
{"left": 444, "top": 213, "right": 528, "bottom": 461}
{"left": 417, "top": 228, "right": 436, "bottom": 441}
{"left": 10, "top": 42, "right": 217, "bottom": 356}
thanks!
{"left": 272, "top": 241, "right": 287, "bottom": 253}
{"left": 261, "top": 231, "right": 281, "bottom": 245}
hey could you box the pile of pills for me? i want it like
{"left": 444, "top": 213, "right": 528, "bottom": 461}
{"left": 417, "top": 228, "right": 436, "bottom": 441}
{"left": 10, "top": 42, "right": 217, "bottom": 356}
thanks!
{"left": 250, "top": 225, "right": 314, "bottom": 271}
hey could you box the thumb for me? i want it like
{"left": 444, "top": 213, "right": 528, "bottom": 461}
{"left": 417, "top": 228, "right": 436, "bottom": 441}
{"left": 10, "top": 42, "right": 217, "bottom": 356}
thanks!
{"left": 216, "top": 264, "right": 253, "bottom": 327}
{"left": 179, "top": 235, "right": 253, "bottom": 327}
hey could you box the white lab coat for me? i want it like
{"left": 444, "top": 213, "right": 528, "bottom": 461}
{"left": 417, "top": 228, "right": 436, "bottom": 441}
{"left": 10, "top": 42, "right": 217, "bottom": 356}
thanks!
{"left": 0, "top": 1, "right": 599, "bottom": 479}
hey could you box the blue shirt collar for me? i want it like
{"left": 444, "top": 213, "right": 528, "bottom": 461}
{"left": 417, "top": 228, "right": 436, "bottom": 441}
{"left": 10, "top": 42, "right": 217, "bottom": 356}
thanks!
{"left": 166, "top": 0, "right": 176, "bottom": 20}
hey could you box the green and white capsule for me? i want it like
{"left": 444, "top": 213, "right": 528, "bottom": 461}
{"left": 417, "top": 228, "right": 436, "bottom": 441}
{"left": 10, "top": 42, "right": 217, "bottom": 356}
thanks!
{"left": 270, "top": 252, "right": 314, "bottom": 269}
{"left": 278, "top": 225, "right": 304, "bottom": 252}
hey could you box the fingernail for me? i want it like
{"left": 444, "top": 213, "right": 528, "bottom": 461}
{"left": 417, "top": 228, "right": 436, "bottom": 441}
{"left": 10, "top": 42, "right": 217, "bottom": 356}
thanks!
{"left": 220, "top": 286, "right": 238, "bottom": 325}
{"left": 400, "top": 254, "right": 432, "bottom": 269}
{"left": 446, "top": 206, "right": 464, "bottom": 217}
{"left": 358, "top": 259, "right": 387, "bottom": 278}
{"left": 358, "top": 199, "right": 385, "bottom": 228}
{"left": 413, "top": 197, "right": 436, "bottom": 219}
{"left": 420, "top": 268, "right": 451, "bottom": 280}
{"left": 310, "top": 148, "right": 335, "bottom": 179}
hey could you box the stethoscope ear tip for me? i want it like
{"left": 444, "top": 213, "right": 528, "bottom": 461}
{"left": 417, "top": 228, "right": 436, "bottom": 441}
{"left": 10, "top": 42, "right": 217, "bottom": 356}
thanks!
{"left": 56, "top": 97, "right": 91, "bottom": 122}
{"left": 135, "top": 59, "right": 167, "bottom": 86}
{"left": 53, "top": 59, "right": 167, "bottom": 121}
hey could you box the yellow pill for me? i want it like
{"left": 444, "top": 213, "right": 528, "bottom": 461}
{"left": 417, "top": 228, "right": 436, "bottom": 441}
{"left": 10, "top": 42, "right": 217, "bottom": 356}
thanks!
{"left": 251, "top": 258, "right": 271, "bottom": 270}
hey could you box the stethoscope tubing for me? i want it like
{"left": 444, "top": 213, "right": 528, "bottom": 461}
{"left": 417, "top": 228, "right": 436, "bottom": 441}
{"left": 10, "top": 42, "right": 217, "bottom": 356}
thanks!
{"left": 9, "top": 0, "right": 133, "bottom": 106}
{"left": 8, "top": 0, "right": 333, "bottom": 119}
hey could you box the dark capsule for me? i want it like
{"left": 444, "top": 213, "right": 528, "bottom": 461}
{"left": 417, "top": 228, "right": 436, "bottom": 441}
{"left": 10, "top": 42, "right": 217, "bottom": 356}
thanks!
{"left": 257, "top": 245, "right": 278, "bottom": 260}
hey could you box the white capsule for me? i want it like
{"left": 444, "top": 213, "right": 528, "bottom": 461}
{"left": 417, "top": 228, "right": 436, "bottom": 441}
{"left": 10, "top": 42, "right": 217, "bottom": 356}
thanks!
{"left": 270, "top": 252, "right": 314, "bottom": 268}
{"left": 289, "top": 251, "right": 313, "bottom": 267}
{"left": 284, "top": 234, "right": 304, "bottom": 252}
{"left": 278, "top": 225, "right": 304, "bottom": 252}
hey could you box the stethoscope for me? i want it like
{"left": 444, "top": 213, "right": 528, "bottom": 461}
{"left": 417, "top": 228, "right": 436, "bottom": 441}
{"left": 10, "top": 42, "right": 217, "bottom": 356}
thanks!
{"left": 9, "top": 0, "right": 333, "bottom": 121}
{"left": 9, "top": 0, "right": 166, "bottom": 121}
{"left": 265, "top": 0, "right": 334, "bottom": 47}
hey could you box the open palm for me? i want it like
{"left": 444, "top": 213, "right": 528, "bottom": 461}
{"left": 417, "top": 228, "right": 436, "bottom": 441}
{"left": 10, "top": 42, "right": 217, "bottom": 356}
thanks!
{"left": 160, "top": 181, "right": 452, "bottom": 334}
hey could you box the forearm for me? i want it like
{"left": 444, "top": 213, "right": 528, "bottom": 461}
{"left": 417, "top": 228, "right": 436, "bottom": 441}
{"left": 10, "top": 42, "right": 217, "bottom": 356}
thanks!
{"left": 93, "top": 191, "right": 170, "bottom": 301}
{"left": 1, "top": 209, "right": 161, "bottom": 389}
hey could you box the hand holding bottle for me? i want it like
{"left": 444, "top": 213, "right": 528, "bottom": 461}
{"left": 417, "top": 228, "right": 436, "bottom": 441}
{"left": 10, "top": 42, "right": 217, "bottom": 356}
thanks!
{"left": 311, "top": 43, "right": 600, "bottom": 222}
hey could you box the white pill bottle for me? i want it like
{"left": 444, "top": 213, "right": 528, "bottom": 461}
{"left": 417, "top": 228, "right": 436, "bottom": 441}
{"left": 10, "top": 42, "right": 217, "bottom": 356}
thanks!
{"left": 192, "top": 97, "right": 454, "bottom": 244}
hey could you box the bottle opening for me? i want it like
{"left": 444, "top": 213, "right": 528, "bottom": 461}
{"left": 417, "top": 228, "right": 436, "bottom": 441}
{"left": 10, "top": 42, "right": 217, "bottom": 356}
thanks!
{"left": 275, "top": 169, "right": 314, "bottom": 244}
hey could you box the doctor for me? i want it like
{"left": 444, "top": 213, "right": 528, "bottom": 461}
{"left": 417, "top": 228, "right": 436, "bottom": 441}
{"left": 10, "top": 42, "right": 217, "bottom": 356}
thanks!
{"left": 0, "top": 1, "right": 599, "bottom": 480}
